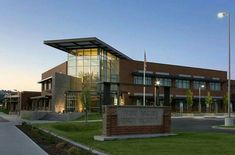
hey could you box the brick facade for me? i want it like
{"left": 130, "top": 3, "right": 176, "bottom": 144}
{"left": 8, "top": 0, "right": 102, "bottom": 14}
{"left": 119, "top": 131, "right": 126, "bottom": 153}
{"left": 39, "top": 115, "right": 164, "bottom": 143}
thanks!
{"left": 103, "top": 106, "right": 171, "bottom": 136}
{"left": 42, "top": 61, "right": 67, "bottom": 79}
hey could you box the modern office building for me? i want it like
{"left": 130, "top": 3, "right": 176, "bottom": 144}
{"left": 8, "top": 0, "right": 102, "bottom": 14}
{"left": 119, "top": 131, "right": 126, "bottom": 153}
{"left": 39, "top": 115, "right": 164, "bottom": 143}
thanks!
{"left": 4, "top": 91, "right": 41, "bottom": 113}
{"left": 32, "top": 37, "right": 234, "bottom": 113}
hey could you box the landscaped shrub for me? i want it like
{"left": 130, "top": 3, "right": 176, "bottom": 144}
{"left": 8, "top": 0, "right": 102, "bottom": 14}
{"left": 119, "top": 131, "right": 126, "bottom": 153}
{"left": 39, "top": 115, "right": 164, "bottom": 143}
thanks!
{"left": 56, "top": 142, "right": 66, "bottom": 149}
{"left": 21, "top": 121, "right": 28, "bottom": 126}
{"left": 68, "top": 146, "right": 80, "bottom": 155}
{"left": 0, "top": 109, "right": 9, "bottom": 114}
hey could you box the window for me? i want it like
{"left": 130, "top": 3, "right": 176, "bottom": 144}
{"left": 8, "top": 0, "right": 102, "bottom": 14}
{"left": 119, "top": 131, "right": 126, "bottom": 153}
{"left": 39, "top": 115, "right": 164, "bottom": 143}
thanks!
{"left": 134, "top": 76, "right": 142, "bottom": 84}
{"left": 158, "top": 78, "right": 171, "bottom": 87}
{"left": 48, "top": 82, "right": 52, "bottom": 90}
{"left": 210, "top": 82, "right": 221, "bottom": 91}
{"left": 44, "top": 82, "right": 47, "bottom": 90}
{"left": 42, "top": 83, "right": 45, "bottom": 91}
{"left": 176, "top": 80, "right": 190, "bottom": 89}
{"left": 134, "top": 76, "right": 152, "bottom": 85}
{"left": 146, "top": 77, "right": 152, "bottom": 85}
{"left": 193, "top": 81, "right": 206, "bottom": 89}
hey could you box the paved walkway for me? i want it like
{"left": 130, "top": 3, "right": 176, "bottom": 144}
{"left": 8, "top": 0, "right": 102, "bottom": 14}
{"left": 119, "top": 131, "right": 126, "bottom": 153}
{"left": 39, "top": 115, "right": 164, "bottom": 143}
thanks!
{"left": 0, "top": 113, "right": 47, "bottom": 155}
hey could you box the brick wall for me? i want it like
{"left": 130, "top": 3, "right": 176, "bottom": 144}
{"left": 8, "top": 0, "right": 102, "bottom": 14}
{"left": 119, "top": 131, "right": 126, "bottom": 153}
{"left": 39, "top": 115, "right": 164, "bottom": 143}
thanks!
{"left": 119, "top": 59, "right": 227, "bottom": 99}
{"left": 102, "top": 106, "right": 171, "bottom": 136}
{"left": 21, "top": 91, "right": 41, "bottom": 110}
{"left": 42, "top": 61, "right": 67, "bottom": 79}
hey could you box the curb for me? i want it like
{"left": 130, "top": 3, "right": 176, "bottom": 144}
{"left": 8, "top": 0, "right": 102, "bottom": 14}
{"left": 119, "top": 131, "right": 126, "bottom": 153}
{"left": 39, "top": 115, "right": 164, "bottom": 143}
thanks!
{"left": 212, "top": 126, "right": 235, "bottom": 130}
{"left": 38, "top": 127, "right": 108, "bottom": 155}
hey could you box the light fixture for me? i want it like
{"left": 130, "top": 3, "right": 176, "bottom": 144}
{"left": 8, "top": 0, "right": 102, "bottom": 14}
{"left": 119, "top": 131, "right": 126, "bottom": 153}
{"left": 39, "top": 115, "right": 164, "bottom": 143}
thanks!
{"left": 217, "top": 12, "right": 228, "bottom": 18}
{"left": 155, "top": 80, "right": 160, "bottom": 86}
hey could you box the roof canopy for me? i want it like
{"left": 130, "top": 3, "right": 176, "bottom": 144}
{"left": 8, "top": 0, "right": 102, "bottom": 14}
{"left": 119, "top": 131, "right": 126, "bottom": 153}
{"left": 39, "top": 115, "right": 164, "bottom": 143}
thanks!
{"left": 44, "top": 37, "right": 132, "bottom": 60}
{"left": 38, "top": 76, "right": 52, "bottom": 83}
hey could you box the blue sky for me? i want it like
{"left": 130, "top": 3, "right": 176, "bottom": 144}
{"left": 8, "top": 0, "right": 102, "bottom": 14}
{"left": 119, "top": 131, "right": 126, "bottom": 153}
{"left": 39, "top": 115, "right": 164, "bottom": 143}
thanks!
{"left": 0, "top": 0, "right": 234, "bottom": 91}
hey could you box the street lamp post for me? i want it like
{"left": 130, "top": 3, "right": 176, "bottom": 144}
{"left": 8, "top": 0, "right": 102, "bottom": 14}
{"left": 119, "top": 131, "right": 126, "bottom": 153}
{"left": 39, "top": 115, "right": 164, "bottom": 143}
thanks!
{"left": 198, "top": 84, "right": 205, "bottom": 113}
{"left": 154, "top": 80, "right": 160, "bottom": 106}
{"left": 217, "top": 11, "right": 233, "bottom": 126}
{"left": 13, "top": 89, "right": 21, "bottom": 116}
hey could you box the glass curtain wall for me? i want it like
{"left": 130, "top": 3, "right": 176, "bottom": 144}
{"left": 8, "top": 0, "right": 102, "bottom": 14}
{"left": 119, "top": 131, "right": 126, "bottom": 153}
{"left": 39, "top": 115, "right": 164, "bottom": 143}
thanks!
{"left": 68, "top": 48, "right": 99, "bottom": 87}
{"left": 67, "top": 48, "right": 120, "bottom": 112}
{"left": 99, "top": 49, "right": 119, "bottom": 106}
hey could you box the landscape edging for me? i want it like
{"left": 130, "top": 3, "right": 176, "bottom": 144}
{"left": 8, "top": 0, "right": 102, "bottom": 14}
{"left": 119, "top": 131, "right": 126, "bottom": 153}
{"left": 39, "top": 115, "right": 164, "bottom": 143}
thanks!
{"left": 37, "top": 127, "right": 108, "bottom": 155}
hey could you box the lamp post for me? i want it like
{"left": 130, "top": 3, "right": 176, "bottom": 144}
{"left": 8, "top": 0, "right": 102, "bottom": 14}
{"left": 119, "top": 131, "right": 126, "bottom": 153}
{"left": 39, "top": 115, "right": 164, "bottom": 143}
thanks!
{"left": 198, "top": 84, "right": 205, "bottom": 113}
{"left": 13, "top": 89, "right": 21, "bottom": 116}
{"left": 217, "top": 11, "right": 233, "bottom": 126}
{"left": 154, "top": 80, "right": 160, "bottom": 106}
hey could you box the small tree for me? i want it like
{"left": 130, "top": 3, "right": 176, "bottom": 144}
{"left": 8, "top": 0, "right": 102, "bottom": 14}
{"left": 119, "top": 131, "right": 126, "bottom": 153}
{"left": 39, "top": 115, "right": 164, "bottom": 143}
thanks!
{"left": 186, "top": 89, "right": 193, "bottom": 112}
{"left": 79, "top": 73, "right": 93, "bottom": 123}
{"left": 205, "top": 91, "right": 213, "bottom": 112}
{"left": 80, "top": 88, "right": 91, "bottom": 123}
{"left": 223, "top": 93, "right": 228, "bottom": 112}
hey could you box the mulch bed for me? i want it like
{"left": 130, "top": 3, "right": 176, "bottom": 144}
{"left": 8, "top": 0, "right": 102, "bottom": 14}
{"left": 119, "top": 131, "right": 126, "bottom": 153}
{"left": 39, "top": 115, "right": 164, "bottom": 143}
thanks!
{"left": 17, "top": 123, "right": 93, "bottom": 155}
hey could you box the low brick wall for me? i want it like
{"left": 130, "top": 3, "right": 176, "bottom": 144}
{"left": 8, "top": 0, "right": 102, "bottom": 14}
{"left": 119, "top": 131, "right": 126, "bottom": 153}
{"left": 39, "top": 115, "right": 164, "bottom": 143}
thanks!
{"left": 102, "top": 106, "right": 171, "bottom": 136}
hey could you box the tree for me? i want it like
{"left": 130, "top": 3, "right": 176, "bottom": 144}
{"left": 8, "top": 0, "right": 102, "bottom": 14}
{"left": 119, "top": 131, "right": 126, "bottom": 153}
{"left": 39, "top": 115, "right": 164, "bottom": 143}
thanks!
{"left": 80, "top": 88, "right": 91, "bottom": 123}
{"left": 205, "top": 91, "right": 213, "bottom": 112}
{"left": 186, "top": 89, "right": 193, "bottom": 112}
{"left": 223, "top": 93, "right": 228, "bottom": 112}
{"left": 79, "top": 73, "right": 93, "bottom": 123}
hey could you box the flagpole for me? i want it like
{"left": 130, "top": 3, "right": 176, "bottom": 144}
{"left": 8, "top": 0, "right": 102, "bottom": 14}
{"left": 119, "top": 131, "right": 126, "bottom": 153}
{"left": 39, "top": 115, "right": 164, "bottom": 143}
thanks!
{"left": 143, "top": 51, "right": 146, "bottom": 106}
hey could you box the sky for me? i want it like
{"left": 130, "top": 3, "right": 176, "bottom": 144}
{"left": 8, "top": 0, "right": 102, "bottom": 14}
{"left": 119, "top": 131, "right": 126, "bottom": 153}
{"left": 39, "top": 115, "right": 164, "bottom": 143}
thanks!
{"left": 0, "top": 0, "right": 234, "bottom": 91}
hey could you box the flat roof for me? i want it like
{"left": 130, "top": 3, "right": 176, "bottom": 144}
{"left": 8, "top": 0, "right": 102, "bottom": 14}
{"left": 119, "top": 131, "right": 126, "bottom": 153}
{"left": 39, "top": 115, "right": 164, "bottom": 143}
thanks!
{"left": 44, "top": 37, "right": 132, "bottom": 60}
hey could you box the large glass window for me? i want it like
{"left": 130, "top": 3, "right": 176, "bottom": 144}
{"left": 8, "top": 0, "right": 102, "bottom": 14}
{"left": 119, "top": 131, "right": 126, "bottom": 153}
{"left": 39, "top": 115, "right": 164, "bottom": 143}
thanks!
{"left": 134, "top": 76, "right": 152, "bottom": 85}
{"left": 158, "top": 78, "right": 171, "bottom": 87}
{"left": 210, "top": 82, "right": 221, "bottom": 91}
{"left": 68, "top": 48, "right": 99, "bottom": 79}
{"left": 67, "top": 48, "right": 120, "bottom": 109}
{"left": 193, "top": 81, "right": 206, "bottom": 89}
{"left": 66, "top": 92, "right": 79, "bottom": 112}
{"left": 100, "top": 49, "right": 119, "bottom": 83}
{"left": 176, "top": 80, "right": 190, "bottom": 89}
{"left": 67, "top": 48, "right": 120, "bottom": 95}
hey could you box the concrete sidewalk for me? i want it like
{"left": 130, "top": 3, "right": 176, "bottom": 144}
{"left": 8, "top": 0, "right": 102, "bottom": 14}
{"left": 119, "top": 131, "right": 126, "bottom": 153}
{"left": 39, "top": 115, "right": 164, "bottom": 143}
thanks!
{"left": 0, "top": 113, "right": 47, "bottom": 155}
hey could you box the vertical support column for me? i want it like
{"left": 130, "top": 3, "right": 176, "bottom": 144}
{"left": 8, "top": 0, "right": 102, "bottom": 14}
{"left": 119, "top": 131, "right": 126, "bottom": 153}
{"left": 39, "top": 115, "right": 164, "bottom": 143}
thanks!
{"left": 32, "top": 100, "right": 34, "bottom": 110}
{"left": 103, "top": 82, "right": 111, "bottom": 105}
{"left": 43, "top": 99, "right": 46, "bottom": 111}
{"left": 164, "top": 86, "right": 170, "bottom": 106}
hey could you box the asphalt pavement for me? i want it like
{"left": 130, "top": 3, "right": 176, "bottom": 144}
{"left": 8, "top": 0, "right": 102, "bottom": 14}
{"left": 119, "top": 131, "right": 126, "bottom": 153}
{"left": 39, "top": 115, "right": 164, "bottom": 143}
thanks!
{"left": 172, "top": 117, "right": 235, "bottom": 134}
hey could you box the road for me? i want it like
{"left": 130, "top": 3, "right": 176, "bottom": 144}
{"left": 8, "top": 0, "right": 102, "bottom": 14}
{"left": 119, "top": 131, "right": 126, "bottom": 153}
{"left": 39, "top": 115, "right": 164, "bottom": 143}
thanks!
{"left": 172, "top": 117, "right": 235, "bottom": 134}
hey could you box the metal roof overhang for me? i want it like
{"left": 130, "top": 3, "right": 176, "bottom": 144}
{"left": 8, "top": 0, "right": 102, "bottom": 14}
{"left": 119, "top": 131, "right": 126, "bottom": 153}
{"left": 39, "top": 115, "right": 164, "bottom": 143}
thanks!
{"left": 38, "top": 76, "right": 52, "bottom": 83}
{"left": 31, "top": 95, "right": 51, "bottom": 100}
{"left": 44, "top": 37, "right": 132, "bottom": 60}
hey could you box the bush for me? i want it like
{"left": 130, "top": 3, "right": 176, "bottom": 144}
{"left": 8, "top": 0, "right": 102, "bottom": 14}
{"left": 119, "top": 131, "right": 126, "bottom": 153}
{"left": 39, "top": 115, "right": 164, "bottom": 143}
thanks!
{"left": 56, "top": 142, "right": 66, "bottom": 149}
{"left": 68, "top": 146, "right": 80, "bottom": 155}
{"left": 22, "top": 121, "right": 28, "bottom": 126}
{"left": 0, "top": 109, "right": 9, "bottom": 114}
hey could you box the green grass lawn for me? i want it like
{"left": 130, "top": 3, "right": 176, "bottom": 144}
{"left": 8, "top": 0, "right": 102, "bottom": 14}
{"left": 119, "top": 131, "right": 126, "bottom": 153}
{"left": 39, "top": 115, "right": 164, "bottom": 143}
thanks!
{"left": 75, "top": 113, "right": 102, "bottom": 121}
{"left": 36, "top": 122, "right": 235, "bottom": 155}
